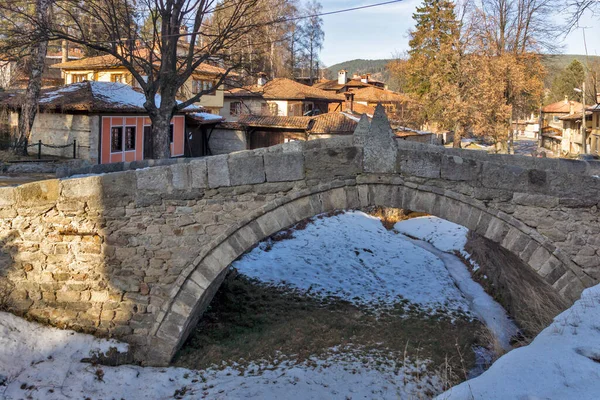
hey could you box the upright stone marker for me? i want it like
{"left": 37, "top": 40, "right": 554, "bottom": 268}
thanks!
{"left": 352, "top": 114, "right": 370, "bottom": 147}
{"left": 358, "top": 103, "right": 397, "bottom": 173}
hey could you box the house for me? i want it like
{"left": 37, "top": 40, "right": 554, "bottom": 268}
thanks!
{"left": 50, "top": 50, "right": 228, "bottom": 114}
{"left": 540, "top": 96, "right": 583, "bottom": 132}
{"left": 314, "top": 70, "right": 386, "bottom": 93}
{"left": 222, "top": 76, "right": 344, "bottom": 121}
{"left": 0, "top": 44, "right": 84, "bottom": 90}
{"left": 585, "top": 103, "right": 600, "bottom": 156}
{"left": 347, "top": 86, "right": 410, "bottom": 117}
{"left": 557, "top": 111, "right": 592, "bottom": 156}
{"left": 0, "top": 81, "right": 221, "bottom": 164}
{"left": 209, "top": 112, "right": 357, "bottom": 154}
{"left": 512, "top": 114, "right": 540, "bottom": 139}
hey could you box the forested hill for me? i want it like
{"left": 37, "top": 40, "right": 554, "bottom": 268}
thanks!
{"left": 326, "top": 54, "right": 600, "bottom": 90}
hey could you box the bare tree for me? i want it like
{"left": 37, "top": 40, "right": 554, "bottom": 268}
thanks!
{"left": 0, "top": 0, "right": 52, "bottom": 156}
{"left": 298, "top": 0, "right": 324, "bottom": 85}
{"left": 1, "top": 0, "right": 261, "bottom": 159}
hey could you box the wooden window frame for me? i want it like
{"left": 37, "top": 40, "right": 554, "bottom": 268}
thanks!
{"left": 110, "top": 126, "right": 123, "bottom": 153}
{"left": 125, "top": 126, "right": 136, "bottom": 151}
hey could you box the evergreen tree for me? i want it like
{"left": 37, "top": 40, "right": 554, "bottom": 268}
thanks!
{"left": 548, "top": 59, "right": 585, "bottom": 103}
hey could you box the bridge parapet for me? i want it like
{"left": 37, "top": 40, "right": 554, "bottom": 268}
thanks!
{"left": 0, "top": 105, "right": 598, "bottom": 366}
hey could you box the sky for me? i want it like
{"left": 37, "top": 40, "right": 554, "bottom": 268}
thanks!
{"left": 319, "top": 0, "right": 600, "bottom": 67}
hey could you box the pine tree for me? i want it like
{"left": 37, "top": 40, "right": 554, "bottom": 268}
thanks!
{"left": 548, "top": 59, "right": 585, "bottom": 103}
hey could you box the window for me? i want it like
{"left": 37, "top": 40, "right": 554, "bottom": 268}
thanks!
{"left": 169, "top": 124, "right": 174, "bottom": 143}
{"left": 596, "top": 114, "right": 599, "bottom": 129}
{"left": 111, "top": 74, "right": 124, "bottom": 83}
{"left": 111, "top": 127, "right": 123, "bottom": 152}
{"left": 72, "top": 74, "right": 88, "bottom": 83}
{"left": 192, "top": 79, "right": 216, "bottom": 95}
{"left": 125, "top": 126, "right": 136, "bottom": 150}
{"left": 269, "top": 103, "right": 278, "bottom": 116}
{"left": 230, "top": 101, "right": 242, "bottom": 116}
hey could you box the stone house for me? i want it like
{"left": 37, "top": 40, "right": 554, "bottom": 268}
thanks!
{"left": 50, "top": 49, "right": 227, "bottom": 115}
{"left": 558, "top": 111, "right": 593, "bottom": 156}
{"left": 222, "top": 77, "right": 344, "bottom": 121}
{"left": 541, "top": 96, "right": 583, "bottom": 131}
{"left": 0, "top": 81, "right": 220, "bottom": 164}
{"left": 209, "top": 112, "right": 357, "bottom": 154}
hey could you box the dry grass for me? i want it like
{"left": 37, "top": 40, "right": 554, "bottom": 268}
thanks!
{"left": 174, "top": 271, "right": 483, "bottom": 387}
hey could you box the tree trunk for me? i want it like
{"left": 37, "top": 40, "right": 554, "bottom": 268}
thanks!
{"left": 453, "top": 125, "right": 462, "bottom": 148}
{"left": 148, "top": 110, "right": 174, "bottom": 159}
{"left": 14, "top": 0, "right": 51, "bottom": 156}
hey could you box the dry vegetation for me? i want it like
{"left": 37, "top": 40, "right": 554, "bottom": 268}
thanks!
{"left": 174, "top": 272, "right": 485, "bottom": 389}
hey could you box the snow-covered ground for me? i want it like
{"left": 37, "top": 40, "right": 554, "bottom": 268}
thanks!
{"left": 1, "top": 211, "right": 596, "bottom": 399}
{"left": 438, "top": 284, "right": 600, "bottom": 400}
{"left": 234, "top": 211, "right": 471, "bottom": 315}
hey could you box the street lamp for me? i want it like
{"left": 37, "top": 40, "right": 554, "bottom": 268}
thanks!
{"left": 574, "top": 84, "right": 587, "bottom": 154}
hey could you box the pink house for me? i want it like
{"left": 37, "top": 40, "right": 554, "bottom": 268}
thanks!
{"left": 1, "top": 81, "right": 219, "bottom": 164}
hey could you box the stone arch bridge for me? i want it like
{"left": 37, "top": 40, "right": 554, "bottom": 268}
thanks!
{"left": 1, "top": 108, "right": 599, "bottom": 366}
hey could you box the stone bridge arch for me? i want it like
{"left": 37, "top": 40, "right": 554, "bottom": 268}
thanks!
{"left": 1, "top": 106, "right": 599, "bottom": 366}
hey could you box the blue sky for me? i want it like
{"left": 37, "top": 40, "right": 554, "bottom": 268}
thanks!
{"left": 319, "top": 0, "right": 600, "bottom": 66}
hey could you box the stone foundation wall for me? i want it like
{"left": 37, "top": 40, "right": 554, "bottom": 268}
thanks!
{"left": 0, "top": 109, "right": 599, "bottom": 365}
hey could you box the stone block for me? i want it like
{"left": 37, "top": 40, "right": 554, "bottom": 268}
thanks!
{"left": 397, "top": 150, "right": 441, "bottom": 179}
{"left": 228, "top": 154, "right": 266, "bottom": 186}
{"left": 304, "top": 147, "right": 362, "bottom": 179}
{"left": 15, "top": 179, "right": 60, "bottom": 206}
{"left": 99, "top": 171, "right": 137, "bottom": 202}
{"left": 0, "top": 187, "right": 15, "bottom": 207}
{"left": 189, "top": 159, "right": 208, "bottom": 188}
{"left": 441, "top": 155, "right": 480, "bottom": 181}
{"left": 528, "top": 246, "right": 552, "bottom": 272}
{"left": 170, "top": 164, "right": 191, "bottom": 190}
{"left": 136, "top": 167, "right": 170, "bottom": 192}
{"left": 207, "top": 155, "right": 230, "bottom": 188}
{"left": 363, "top": 105, "right": 397, "bottom": 173}
{"left": 264, "top": 152, "right": 304, "bottom": 182}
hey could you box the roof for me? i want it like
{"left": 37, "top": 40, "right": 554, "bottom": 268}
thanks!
{"left": 559, "top": 111, "right": 592, "bottom": 121}
{"left": 223, "top": 112, "right": 357, "bottom": 135}
{"left": 188, "top": 112, "right": 224, "bottom": 125}
{"left": 352, "top": 87, "right": 410, "bottom": 103}
{"left": 237, "top": 114, "right": 312, "bottom": 130}
{"left": 542, "top": 99, "right": 583, "bottom": 114}
{"left": 309, "top": 113, "right": 358, "bottom": 135}
{"left": 225, "top": 78, "right": 344, "bottom": 102}
{"left": 313, "top": 78, "right": 374, "bottom": 92}
{"left": 51, "top": 51, "right": 227, "bottom": 76}
{"left": 0, "top": 81, "right": 202, "bottom": 114}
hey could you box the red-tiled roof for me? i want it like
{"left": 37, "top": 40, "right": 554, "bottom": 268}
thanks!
{"left": 226, "top": 78, "right": 344, "bottom": 102}
{"left": 352, "top": 86, "right": 410, "bottom": 103}
{"left": 542, "top": 99, "right": 583, "bottom": 114}
{"left": 237, "top": 114, "right": 312, "bottom": 129}
{"left": 309, "top": 113, "right": 357, "bottom": 135}
{"left": 51, "top": 51, "right": 227, "bottom": 76}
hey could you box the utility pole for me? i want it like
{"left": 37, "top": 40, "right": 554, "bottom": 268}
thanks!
{"left": 582, "top": 81, "right": 587, "bottom": 154}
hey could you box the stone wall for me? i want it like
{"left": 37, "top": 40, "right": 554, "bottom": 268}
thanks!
{"left": 9, "top": 112, "right": 99, "bottom": 162}
{"left": 208, "top": 128, "right": 247, "bottom": 155}
{"left": 0, "top": 106, "right": 599, "bottom": 366}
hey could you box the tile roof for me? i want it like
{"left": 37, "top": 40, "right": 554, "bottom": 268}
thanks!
{"left": 227, "top": 112, "right": 357, "bottom": 134}
{"left": 0, "top": 81, "right": 201, "bottom": 114}
{"left": 50, "top": 51, "right": 227, "bottom": 76}
{"left": 225, "top": 78, "right": 344, "bottom": 101}
{"left": 237, "top": 114, "right": 312, "bottom": 130}
{"left": 351, "top": 86, "right": 410, "bottom": 103}
{"left": 309, "top": 112, "right": 357, "bottom": 135}
{"left": 541, "top": 99, "right": 583, "bottom": 114}
{"left": 558, "top": 111, "right": 592, "bottom": 121}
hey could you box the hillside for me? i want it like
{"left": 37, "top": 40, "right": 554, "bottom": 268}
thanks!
{"left": 326, "top": 54, "right": 600, "bottom": 90}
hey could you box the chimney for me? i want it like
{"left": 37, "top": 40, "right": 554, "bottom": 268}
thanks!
{"left": 564, "top": 95, "right": 569, "bottom": 104}
{"left": 338, "top": 69, "right": 348, "bottom": 85}
{"left": 361, "top": 74, "right": 368, "bottom": 84}
{"left": 344, "top": 92, "right": 354, "bottom": 113}
{"left": 257, "top": 72, "right": 267, "bottom": 87}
